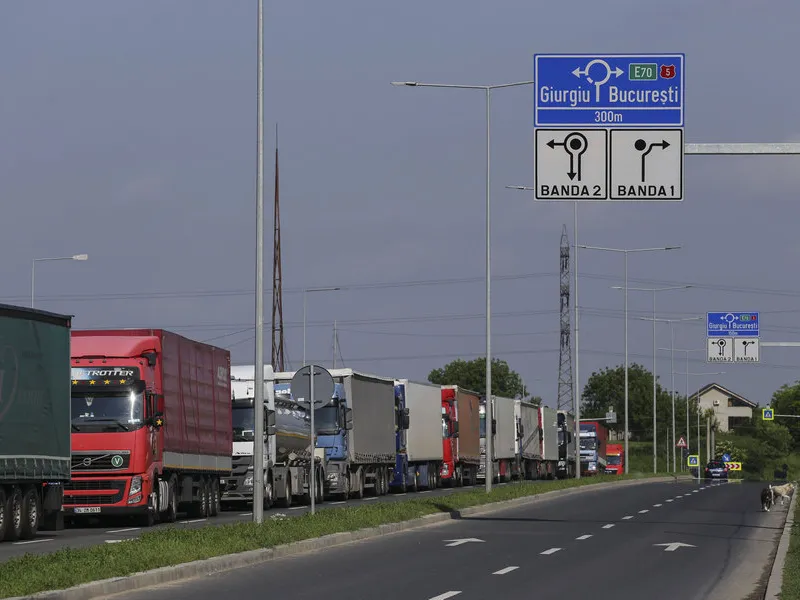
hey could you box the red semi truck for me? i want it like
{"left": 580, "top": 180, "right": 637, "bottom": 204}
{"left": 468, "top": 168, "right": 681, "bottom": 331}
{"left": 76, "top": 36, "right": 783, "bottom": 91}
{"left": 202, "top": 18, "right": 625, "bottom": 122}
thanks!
{"left": 65, "top": 329, "right": 232, "bottom": 526}
{"left": 440, "top": 385, "right": 481, "bottom": 486}
{"left": 605, "top": 443, "right": 624, "bottom": 475}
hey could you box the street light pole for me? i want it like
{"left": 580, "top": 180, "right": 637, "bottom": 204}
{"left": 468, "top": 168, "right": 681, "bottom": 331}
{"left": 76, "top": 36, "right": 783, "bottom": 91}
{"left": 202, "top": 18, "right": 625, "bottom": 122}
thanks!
{"left": 253, "top": 0, "right": 265, "bottom": 523}
{"left": 579, "top": 244, "right": 681, "bottom": 474}
{"left": 303, "top": 287, "right": 340, "bottom": 366}
{"left": 674, "top": 370, "right": 726, "bottom": 471}
{"left": 641, "top": 315, "right": 703, "bottom": 473}
{"left": 611, "top": 284, "right": 691, "bottom": 473}
{"left": 31, "top": 254, "right": 89, "bottom": 308}
{"left": 392, "top": 78, "right": 533, "bottom": 494}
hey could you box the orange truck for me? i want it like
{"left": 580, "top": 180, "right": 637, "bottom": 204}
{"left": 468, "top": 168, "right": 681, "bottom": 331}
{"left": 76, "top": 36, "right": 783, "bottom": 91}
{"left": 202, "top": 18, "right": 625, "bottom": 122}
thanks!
{"left": 605, "top": 443, "right": 624, "bottom": 475}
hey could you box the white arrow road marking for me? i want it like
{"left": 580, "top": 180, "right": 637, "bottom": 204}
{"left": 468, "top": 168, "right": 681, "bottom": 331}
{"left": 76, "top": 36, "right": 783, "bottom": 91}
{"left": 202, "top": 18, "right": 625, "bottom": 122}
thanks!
{"left": 602, "top": 524, "right": 615, "bottom": 529}
{"left": 444, "top": 538, "right": 484, "bottom": 547}
{"left": 540, "top": 547, "right": 562, "bottom": 555}
{"left": 655, "top": 542, "right": 696, "bottom": 552}
{"left": 576, "top": 534, "right": 593, "bottom": 540}
{"left": 493, "top": 566, "right": 519, "bottom": 575}
{"left": 429, "top": 593, "right": 461, "bottom": 600}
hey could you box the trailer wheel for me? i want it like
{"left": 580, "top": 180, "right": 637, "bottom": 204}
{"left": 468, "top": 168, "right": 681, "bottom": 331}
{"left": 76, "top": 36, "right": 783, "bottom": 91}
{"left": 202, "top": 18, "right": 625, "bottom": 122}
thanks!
{"left": 399, "top": 469, "right": 408, "bottom": 494}
{"left": 20, "top": 486, "right": 40, "bottom": 540}
{"left": 0, "top": 488, "right": 7, "bottom": 541}
{"left": 203, "top": 479, "right": 212, "bottom": 517}
{"left": 210, "top": 479, "right": 220, "bottom": 517}
{"left": 4, "top": 487, "right": 23, "bottom": 542}
{"left": 409, "top": 470, "right": 418, "bottom": 493}
{"left": 164, "top": 478, "right": 177, "bottom": 523}
{"left": 353, "top": 470, "right": 364, "bottom": 499}
{"left": 277, "top": 476, "right": 292, "bottom": 509}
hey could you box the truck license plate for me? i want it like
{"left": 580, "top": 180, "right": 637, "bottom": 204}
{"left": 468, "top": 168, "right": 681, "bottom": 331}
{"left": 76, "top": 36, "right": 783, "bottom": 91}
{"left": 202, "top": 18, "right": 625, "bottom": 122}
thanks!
{"left": 74, "top": 507, "right": 101, "bottom": 514}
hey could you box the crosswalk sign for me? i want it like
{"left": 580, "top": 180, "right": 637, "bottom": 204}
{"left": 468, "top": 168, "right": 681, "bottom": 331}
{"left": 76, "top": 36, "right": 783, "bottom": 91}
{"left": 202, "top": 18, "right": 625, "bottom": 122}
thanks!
{"left": 763, "top": 407, "right": 774, "bottom": 421}
{"left": 687, "top": 454, "right": 699, "bottom": 468}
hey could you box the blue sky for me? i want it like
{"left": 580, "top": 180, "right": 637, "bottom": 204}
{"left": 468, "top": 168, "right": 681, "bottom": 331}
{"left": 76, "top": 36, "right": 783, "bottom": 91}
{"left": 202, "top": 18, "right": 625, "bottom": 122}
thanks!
{"left": 2, "top": 1, "right": 800, "bottom": 415}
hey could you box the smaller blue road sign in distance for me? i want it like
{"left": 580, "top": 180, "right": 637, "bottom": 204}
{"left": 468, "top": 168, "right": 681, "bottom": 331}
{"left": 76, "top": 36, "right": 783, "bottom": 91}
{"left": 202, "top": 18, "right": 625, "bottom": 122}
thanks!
{"left": 707, "top": 312, "right": 759, "bottom": 337}
{"left": 533, "top": 54, "right": 685, "bottom": 128}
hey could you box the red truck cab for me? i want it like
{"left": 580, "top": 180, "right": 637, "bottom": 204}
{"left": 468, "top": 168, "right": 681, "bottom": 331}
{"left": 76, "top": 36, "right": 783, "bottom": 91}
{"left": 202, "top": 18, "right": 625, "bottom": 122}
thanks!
{"left": 66, "top": 330, "right": 231, "bottom": 527}
{"left": 605, "top": 443, "right": 624, "bottom": 475}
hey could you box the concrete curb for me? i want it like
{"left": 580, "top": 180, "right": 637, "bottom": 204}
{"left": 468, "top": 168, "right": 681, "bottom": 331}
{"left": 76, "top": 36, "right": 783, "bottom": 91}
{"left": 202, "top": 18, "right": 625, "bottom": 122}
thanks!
{"left": 12, "top": 475, "right": 687, "bottom": 600}
{"left": 764, "top": 485, "right": 798, "bottom": 599}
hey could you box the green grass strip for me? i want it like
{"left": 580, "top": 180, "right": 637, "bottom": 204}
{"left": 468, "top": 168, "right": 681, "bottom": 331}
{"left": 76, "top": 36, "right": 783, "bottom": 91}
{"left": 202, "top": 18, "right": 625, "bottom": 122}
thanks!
{"left": 0, "top": 472, "right": 668, "bottom": 598}
{"left": 779, "top": 492, "right": 800, "bottom": 599}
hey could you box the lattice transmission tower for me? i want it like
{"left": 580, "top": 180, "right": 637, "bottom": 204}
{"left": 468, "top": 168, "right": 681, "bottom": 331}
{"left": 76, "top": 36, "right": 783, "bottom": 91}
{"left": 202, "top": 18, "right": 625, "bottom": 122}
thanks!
{"left": 271, "top": 124, "right": 287, "bottom": 372}
{"left": 557, "top": 224, "right": 574, "bottom": 412}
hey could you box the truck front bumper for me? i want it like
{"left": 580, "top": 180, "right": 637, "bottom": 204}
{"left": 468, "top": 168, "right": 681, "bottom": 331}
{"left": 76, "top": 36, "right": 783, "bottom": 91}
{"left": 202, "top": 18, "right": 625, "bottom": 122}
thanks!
{"left": 220, "top": 475, "right": 254, "bottom": 503}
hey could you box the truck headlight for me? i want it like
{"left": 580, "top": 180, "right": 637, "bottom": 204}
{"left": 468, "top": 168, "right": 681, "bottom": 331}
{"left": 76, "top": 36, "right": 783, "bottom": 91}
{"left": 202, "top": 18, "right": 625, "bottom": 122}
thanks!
{"left": 129, "top": 476, "right": 142, "bottom": 496}
{"left": 243, "top": 476, "right": 253, "bottom": 488}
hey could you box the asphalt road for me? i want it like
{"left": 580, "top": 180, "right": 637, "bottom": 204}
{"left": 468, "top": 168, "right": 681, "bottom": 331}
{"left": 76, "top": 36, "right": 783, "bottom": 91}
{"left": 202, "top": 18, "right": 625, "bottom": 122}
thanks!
{"left": 105, "top": 479, "right": 789, "bottom": 600}
{"left": 0, "top": 481, "right": 501, "bottom": 562}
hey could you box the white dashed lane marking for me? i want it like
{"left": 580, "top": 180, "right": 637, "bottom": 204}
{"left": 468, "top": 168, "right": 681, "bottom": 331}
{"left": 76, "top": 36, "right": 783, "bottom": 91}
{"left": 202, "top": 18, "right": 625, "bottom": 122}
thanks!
{"left": 492, "top": 566, "right": 519, "bottom": 575}
{"left": 540, "top": 547, "right": 562, "bottom": 555}
{"left": 576, "top": 534, "right": 593, "bottom": 540}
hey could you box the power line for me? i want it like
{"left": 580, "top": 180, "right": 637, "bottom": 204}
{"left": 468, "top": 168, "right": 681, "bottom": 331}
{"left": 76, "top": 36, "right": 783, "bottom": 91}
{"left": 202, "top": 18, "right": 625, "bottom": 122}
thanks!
{"left": 13, "top": 269, "right": 800, "bottom": 303}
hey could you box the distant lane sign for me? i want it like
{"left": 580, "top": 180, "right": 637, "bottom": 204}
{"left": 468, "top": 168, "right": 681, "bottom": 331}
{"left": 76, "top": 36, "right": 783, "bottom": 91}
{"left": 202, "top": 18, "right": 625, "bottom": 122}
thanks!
{"left": 533, "top": 54, "right": 685, "bottom": 128}
{"left": 733, "top": 338, "right": 760, "bottom": 363}
{"left": 687, "top": 455, "right": 699, "bottom": 468}
{"left": 707, "top": 337, "right": 734, "bottom": 363}
{"left": 706, "top": 312, "right": 759, "bottom": 337}
{"left": 763, "top": 407, "right": 774, "bottom": 421}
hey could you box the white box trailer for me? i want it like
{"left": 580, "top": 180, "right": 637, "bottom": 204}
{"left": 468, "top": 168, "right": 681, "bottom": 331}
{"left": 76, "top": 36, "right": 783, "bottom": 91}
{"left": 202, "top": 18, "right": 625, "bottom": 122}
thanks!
{"left": 514, "top": 400, "right": 542, "bottom": 480}
{"left": 479, "top": 395, "right": 518, "bottom": 482}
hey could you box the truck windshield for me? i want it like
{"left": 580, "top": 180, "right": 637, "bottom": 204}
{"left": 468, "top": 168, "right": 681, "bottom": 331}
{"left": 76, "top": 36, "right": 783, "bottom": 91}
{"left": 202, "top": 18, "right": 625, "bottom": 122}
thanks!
{"left": 232, "top": 407, "right": 255, "bottom": 441}
{"left": 580, "top": 438, "right": 596, "bottom": 451}
{"left": 315, "top": 405, "right": 339, "bottom": 434}
{"left": 71, "top": 391, "right": 144, "bottom": 431}
{"left": 607, "top": 455, "right": 621, "bottom": 465}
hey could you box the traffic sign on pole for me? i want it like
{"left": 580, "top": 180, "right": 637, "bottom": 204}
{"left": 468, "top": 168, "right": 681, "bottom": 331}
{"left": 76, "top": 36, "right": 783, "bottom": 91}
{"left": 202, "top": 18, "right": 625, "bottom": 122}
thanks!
{"left": 706, "top": 312, "right": 760, "bottom": 364}
{"left": 706, "top": 312, "right": 759, "bottom": 337}
{"left": 676, "top": 436, "right": 687, "bottom": 448}
{"left": 532, "top": 54, "right": 685, "bottom": 202}
{"left": 763, "top": 407, "right": 774, "bottom": 421}
{"left": 687, "top": 454, "right": 699, "bottom": 468}
{"left": 533, "top": 54, "right": 685, "bottom": 127}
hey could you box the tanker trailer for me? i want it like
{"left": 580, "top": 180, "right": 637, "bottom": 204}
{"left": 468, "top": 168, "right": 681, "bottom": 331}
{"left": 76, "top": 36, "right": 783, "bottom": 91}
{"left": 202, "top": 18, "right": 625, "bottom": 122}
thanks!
{"left": 220, "top": 365, "right": 319, "bottom": 510}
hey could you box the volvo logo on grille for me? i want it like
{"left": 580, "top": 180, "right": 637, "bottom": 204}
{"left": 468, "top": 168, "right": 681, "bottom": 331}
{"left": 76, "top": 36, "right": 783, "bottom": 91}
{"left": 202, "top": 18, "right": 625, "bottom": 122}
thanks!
{"left": 111, "top": 455, "right": 123, "bottom": 468}
{"left": 82, "top": 457, "right": 92, "bottom": 467}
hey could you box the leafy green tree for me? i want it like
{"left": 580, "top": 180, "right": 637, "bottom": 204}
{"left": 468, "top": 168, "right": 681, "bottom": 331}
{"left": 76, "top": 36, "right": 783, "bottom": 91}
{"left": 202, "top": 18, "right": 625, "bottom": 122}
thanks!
{"left": 581, "top": 363, "right": 699, "bottom": 441}
{"left": 771, "top": 381, "right": 800, "bottom": 449}
{"left": 428, "top": 357, "right": 527, "bottom": 399}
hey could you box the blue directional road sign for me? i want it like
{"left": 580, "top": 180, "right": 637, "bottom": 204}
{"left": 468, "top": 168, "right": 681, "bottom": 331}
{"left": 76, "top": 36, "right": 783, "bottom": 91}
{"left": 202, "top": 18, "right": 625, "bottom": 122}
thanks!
{"left": 533, "top": 54, "right": 685, "bottom": 128}
{"left": 707, "top": 312, "right": 759, "bottom": 337}
{"left": 722, "top": 453, "right": 731, "bottom": 463}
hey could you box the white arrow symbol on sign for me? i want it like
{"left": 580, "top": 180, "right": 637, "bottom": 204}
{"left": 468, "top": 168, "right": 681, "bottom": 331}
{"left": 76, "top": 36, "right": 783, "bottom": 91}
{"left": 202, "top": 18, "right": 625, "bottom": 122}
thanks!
{"left": 655, "top": 542, "right": 696, "bottom": 552}
{"left": 444, "top": 538, "right": 485, "bottom": 547}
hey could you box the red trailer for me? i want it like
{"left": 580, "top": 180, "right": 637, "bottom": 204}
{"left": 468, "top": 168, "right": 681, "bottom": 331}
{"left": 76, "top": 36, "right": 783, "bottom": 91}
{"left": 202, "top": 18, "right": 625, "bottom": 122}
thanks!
{"left": 66, "top": 329, "right": 232, "bottom": 526}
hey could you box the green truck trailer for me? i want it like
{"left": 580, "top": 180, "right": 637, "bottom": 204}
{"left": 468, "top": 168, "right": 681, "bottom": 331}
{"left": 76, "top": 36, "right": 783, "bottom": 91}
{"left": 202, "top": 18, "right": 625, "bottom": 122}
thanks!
{"left": 0, "top": 304, "right": 72, "bottom": 542}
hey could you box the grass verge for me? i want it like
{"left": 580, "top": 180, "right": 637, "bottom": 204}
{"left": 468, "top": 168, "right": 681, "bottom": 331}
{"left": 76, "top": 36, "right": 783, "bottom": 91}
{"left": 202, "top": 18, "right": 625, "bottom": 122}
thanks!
{"left": 779, "top": 491, "right": 800, "bottom": 599}
{"left": 0, "top": 472, "right": 670, "bottom": 598}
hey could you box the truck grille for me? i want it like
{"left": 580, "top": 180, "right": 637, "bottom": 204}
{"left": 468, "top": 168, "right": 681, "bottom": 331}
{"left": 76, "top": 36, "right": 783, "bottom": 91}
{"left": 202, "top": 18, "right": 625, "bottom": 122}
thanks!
{"left": 64, "top": 479, "right": 126, "bottom": 505}
{"left": 71, "top": 451, "right": 131, "bottom": 472}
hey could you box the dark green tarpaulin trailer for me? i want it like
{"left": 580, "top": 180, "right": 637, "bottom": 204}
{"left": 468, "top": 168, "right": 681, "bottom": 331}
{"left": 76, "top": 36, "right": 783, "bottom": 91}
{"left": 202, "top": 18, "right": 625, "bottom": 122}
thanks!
{"left": 0, "top": 304, "right": 72, "bottom": 482}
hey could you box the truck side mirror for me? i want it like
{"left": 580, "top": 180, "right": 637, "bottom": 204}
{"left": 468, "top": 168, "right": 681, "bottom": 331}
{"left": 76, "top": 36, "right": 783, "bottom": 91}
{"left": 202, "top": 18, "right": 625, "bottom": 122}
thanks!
{"left": 344, "top": 408, "right": 354, "bottom": 430}
{"left": 265, "top": 409, "right": 276, "bottom": 436}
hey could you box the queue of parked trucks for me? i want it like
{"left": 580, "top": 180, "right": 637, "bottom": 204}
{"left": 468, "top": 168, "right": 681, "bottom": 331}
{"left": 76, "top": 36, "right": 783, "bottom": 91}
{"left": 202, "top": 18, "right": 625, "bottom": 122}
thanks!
{"left": 0, "top": 307, "right": 618, "bottom": 543}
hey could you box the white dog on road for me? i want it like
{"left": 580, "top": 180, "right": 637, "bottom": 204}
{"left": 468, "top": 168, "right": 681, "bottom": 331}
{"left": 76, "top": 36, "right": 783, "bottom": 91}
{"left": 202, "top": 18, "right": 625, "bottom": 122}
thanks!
{"left": 769, "top": 482, "right": 796, "bottom": 507}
